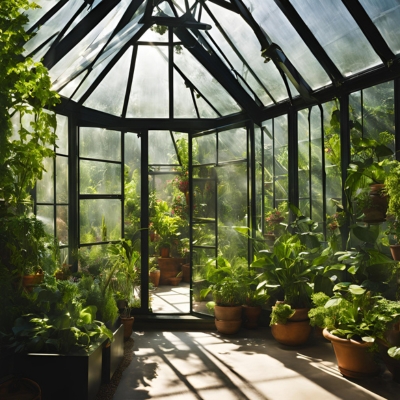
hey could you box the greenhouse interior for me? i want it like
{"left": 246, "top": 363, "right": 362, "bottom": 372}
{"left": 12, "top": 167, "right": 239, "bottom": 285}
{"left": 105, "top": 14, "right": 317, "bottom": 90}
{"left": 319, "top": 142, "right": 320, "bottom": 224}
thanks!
{"left": 2, "top": 0, "right": 400, "bottom": 399}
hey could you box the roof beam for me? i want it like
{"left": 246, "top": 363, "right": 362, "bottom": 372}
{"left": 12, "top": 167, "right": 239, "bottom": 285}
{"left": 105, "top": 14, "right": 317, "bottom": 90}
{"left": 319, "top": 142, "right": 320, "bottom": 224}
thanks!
{"left": 274, "top": 0, "right": 343, "bottom": 87}
{"left": 231, "top": 0, "right": 314, "bottom": 101}
{"left": 341, "top": 0, "right": 395, "bottom": 67}
{"left": 173, "top": 22, "right": 263, "bottom": 123}
{"left": 43, "top": 0, "right": 122, "bottom": 69}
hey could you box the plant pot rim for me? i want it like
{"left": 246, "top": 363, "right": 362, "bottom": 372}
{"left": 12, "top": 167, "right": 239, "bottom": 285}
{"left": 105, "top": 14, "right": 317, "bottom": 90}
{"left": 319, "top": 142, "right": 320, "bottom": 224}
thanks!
{"left": 322, "top": 328, "right": 374, "bottom": 348}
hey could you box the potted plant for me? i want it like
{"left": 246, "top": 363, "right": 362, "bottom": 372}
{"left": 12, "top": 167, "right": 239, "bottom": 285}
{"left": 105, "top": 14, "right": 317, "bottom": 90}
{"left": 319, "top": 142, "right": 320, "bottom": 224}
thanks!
{"left": 149, "top": 265, "right": 160, "bottom": 288}
{"left": 119, "top": 303, "right": 134, "bottom": 341}
{"left": 168, "top": 271, "right": 183, "bottom": 286}
{"left": 242, "top": 272, "right": 269, "bottom": 329}
{"left": 312, "top": 283, "right": 400, "bottom": 379}
{"left": 344, "top": 134, "right": 395, "bottom": 223}
{"left": 252, "top": 206, "right": 324, "bottom": 345}
{"left": 201, "top": 257, "right": 246, "bottom": 334}
{"left": 264, "top": 202, "right": 287, "bottom": 241}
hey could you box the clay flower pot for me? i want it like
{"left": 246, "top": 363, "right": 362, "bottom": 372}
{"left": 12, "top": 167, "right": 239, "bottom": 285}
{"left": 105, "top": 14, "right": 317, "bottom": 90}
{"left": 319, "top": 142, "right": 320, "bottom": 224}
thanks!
{"left": 213, "top": 305, "right": 242, "bottom": 334}
{"left": 390, "top": 244, "right": 400, "bottom": 261}
{"left": 149, "top": 270, "right": 160, "bottom": 287}
{"left": 120, "top": 316, "right": 135, "bottom": 341}
{"left": 323, "top": 329, "right": 379, "bottom": 379}
{"left": 168, "top": 276, "right": 182, "bottom": 286}
{"left": 242, "top": 305, "right": 262, "bottom": 329}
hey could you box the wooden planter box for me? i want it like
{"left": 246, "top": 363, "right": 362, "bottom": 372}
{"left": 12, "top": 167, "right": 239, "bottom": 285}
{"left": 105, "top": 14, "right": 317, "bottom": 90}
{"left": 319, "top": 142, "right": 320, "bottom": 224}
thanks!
{"left": 102, "top": 324, "right": 124, "bottom": 383}
{"left": 13, "top": 339, "right": 105, "bottom": 400}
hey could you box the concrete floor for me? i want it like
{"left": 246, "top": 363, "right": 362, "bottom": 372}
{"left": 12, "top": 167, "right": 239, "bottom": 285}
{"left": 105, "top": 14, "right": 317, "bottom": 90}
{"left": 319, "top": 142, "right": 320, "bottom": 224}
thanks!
{"left": 112, "top": 328, "right": 399, "bottom": 400}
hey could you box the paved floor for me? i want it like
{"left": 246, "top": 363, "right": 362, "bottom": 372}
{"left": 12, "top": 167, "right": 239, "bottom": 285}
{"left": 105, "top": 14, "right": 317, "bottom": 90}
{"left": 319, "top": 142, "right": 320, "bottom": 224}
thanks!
{"left": 112, "top": 328, "right": 399, "bottom": 400}
{"left": 150, "top": 283, "right": 210, "bottom": 315}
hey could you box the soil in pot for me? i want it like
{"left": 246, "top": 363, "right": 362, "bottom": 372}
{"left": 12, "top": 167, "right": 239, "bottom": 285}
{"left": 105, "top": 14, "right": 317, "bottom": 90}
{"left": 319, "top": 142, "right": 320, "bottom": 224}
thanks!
{"left": 323, "top": 329, "right": 379, "bottom": 379}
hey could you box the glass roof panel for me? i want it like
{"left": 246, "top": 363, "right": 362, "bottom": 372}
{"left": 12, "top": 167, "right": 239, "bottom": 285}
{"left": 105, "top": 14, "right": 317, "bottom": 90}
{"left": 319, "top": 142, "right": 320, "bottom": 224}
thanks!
{"left": 205, "top": 2, "right": 289, "bottom": 103}
{"left": 83, "top": 47, "right": 132, "bottom": 116}
{"left": 24, "top": 0, "right": 60, "bottom": 31}
{"left": 140, "top": 27, "right": 169, "bottom": 42}
{"left": 195, "top": 96, "right": 219, "bottom": 119}
{"left": 47, "top": 0, "right": 132, "bottom": 90}
{"left": 359, "top": 0, "right": 400, "bottom": 54}
{"left": 154, "top": 1, "right": 175, "bottom": 17}
{"left": 174, "top": 47, "right": 241, "bottom": 116}
{"left": 126, "top": 45, "right": 169, "bottom": 118}
{"left": 199, "top": 10, "right": 272, "bottom": 106}
{"left": 148, "top": 131, "right": 179, "bottom": 164}
{"left": 174, "top": 71, "right": 198, "bottom": 118}
{"left": 242, "top": 0, "right": 331, "bottom": 90}
{"left": 291, "top": 0, "right": 381, "bottom": 76}
{"left": 23, "top": 0, "right": 83, "bottom": 58}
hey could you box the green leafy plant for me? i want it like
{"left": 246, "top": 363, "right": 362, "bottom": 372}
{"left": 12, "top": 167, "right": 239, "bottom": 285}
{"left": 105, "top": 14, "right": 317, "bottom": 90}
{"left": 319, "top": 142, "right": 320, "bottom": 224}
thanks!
{"left": 0, "top": 0, "right": 60, "bottom": 214}
{"left": 310, "top": 284, "right": 400, "bottom": 343}
{"left": 270, "top": 302, "right": 295, "bottom": 325}
{"left": 201, "top": 257, "right": 246, "bottom": 307}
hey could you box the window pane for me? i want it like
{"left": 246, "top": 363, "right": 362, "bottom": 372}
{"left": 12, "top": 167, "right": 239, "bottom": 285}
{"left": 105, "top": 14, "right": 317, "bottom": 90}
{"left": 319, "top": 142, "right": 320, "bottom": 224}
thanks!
{"left": 37, "top": 205, "right": 54, "bottom": 235}
{"left": 193, "top": 134, "right": 217, "bottom": 165}
{"left": 80, "top": 160, "right": 121, "bottom": 194}
{"left": 80, "top": 199, "right": 121, "bottom": 243}
{"left": 80, "top": 128, "right": 121, "bottom": 161}
{"left": 56, "top": 156, "right": 69, "bottom": 204}
{"left": 37, "top": 157, "right": 54, "bottom": 204}
{"left": 148, "top": 131, "right": 179, "bottom": 165}
{"left": 57, "top": 206, "right": 69, "bottom": 245}
{"left": 56, "top": 114, "right": 68, "bottom": 155}
{"left": 218, "top": 128, "right": 247, "bottom": 162}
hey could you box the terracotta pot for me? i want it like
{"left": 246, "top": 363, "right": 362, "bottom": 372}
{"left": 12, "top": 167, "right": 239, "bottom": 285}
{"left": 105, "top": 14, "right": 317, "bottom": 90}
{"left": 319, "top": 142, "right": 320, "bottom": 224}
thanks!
{"left": 158, "top": 257, "right": 185, "bottom": 285}
{"left": 242, "top": 305, "right": 262, "bottom": 329}
{"left": 214, "top": 305, "right": 243, "bottom": 321}
{"left": 116, "top": 299, "right": 128, "bottom": 310}
{"left": 264, "top": 233, "right": 275, "bottom": 243}
{"left": 160, "top": 247, "right": 170, "bottom": 258}
{"left": 149, "top": 270, "right": 160, "bottom": 287}
{"left": 377, "top": 339, "right": 400, "bottom": 383}
{"left": 168, "top": 276, "right": 182, "bottom": 286}
{"left": 390, "top": 244, "right": 400, "bottom": 261}
{"left": 362, "top": 183, "right": 388, "bottom": 224}
{"left": 323, "top": 329, "right": 379, "bottom": 379}
{"left": 215, "top": 318, "right": 242, "bottom": 335}
{"left": 271, "top": 320, "right": 312, "bottom": 346}
{"left": 288, "top": 308, "right": 310, "bottom": 322}
{"left": 120, "top": 316, "right": 134, "bottom": 341}
{"left": 22, "top": 273, "right": 44, "bottom": 292}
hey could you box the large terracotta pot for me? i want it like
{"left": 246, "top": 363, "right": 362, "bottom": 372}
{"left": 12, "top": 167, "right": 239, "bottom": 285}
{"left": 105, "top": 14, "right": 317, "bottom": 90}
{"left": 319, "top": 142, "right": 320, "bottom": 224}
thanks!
{"left": 323, "top": 329, "right": 379, "bottom": 379}
{"left": 160, "top": 247, "right": 170, "bottom": 258}
{"left": 22, "top": 273, "right": 44, "bottom": 292}
{"left": 242, "top": 305, "right": 262, "bottom": 329}
{"left": 271, "top": 320, "right": 312, "bottom": 346}
{"left": 214, "top": 305, "right": 243, "bottom": 321}
{"left": 214, "top": 305, "right": 242, "bottom": 334}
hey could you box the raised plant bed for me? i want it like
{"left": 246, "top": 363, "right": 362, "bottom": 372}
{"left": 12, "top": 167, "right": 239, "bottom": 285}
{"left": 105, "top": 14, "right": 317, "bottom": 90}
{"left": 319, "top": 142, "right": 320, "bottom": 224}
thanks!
{"left": 102, "top": 323, "right": 124, "bottom": 383}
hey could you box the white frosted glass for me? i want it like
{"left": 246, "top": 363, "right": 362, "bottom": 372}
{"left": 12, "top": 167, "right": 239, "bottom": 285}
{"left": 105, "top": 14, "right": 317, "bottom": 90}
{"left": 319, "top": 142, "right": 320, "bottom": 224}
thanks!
{"left": 206, "top": 2, "right": 289, "bottom": 103}
{"left": 173, "top": 71, "right": 198, "bottom": 118}
{"left": 243, "top": 0, "right": 331, "bottom": 90}
{"left": 360, "top": 0, "right": 400, "bottom": 54}
{"left": 126, "top": 46, "right": 169, "bottom": 118}
{"left": 291, "top": 0, "right": 381, "bottom": 76}
{"left": 174, "top": 47, "right": 241, "bottom": 116}
{"left": 84, "top": 47, "right": 132, "bottom": 116}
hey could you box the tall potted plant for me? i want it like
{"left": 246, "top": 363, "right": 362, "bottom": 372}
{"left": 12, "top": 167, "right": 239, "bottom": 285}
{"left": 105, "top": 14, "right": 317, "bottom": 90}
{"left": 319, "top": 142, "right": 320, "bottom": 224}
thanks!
{"left": 201, "top": 257, "right": 246, "bottom": 334}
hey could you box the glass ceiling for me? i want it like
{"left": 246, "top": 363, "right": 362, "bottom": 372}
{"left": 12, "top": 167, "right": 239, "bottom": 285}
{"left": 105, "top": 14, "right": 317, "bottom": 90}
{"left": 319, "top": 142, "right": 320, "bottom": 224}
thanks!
{"left": 23, "top": 0, "right": 400, "bottom": 123}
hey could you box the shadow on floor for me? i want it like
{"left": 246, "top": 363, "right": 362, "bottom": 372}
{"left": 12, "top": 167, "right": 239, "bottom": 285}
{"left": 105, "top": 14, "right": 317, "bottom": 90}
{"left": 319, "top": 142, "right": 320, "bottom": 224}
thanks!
{"left": 112, "top": 328, "right": 399, "bottom": 400}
